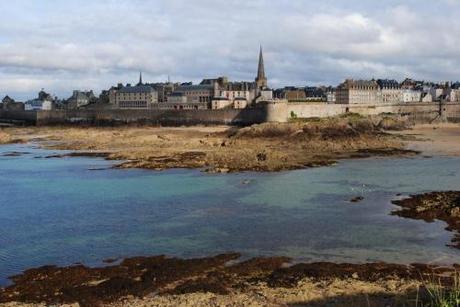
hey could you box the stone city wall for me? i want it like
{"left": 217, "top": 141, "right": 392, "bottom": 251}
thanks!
{"left": 287, "top": 102, "right": 460, "bottom": 123}
{"left": 0, "top": 110, "right": 37, "bottom": 124}
{"left": 35, "top": 108, "right": 271, "bottom": 126}
{"left": 1, "top": 102, "right": 460, "bottom": 126}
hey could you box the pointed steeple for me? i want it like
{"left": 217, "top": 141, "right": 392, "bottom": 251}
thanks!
{"left": 257, "top": 46, "right": 265, "bottom": 79}
{"left": 255, "top": 46, "right": 267, "bottom": 89}
{"left": 138, "top": 71, "right": 143, "bottom": 85}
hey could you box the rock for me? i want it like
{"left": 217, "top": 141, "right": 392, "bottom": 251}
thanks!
{"left": 256, "top": 153, "right": 267, "bottom": 162}
{"left": 392, "top": 191, "right": 460, "bottom": 248}
{"left": 350, "top": 196, "right": 364, "bottom": 203}
{"left": 451, "top": 207, "right": 460, "bottom": 218}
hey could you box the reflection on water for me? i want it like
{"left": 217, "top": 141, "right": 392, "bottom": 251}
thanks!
{"left": 1, "top": 143, "right": 460, "bottom": 285}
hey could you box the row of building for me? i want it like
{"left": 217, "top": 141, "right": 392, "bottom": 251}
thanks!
{"left": 335, "top": 79, "right": 460, "bottom": 105}
{"left": 2, "top": 48, "right": 460, "bottom": 112}
{"left": 105, "top": 47, "right": 272, "bottom": 110}
{"left": 1, "top": 47, "right": 272, "bottom": 112}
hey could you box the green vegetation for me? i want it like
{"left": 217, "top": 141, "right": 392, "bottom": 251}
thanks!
{"left": 412, "top": 273, "right": 460, "bottom": 307}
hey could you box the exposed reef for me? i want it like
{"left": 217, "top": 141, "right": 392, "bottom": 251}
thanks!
{"left": 1, "top": 254, "right": 458, "bottom": 306}
{"left": 392, "top": 191, "right": 460, "bottom": 248}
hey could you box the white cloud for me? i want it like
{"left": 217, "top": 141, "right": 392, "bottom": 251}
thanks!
{"left": 1, "top": 0, "right": 460, "bottom": 100}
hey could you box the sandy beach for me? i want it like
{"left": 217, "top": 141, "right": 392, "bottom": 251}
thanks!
{"left": 400, "top": 123, "right": 460, "bottom": 157}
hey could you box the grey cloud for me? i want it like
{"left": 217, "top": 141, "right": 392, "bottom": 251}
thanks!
{"left": 1, "top": 0, "right": 460, "bottom": 100}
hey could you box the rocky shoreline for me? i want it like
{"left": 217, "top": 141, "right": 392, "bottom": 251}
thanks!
{"left": 1, "top": 253, "right": 458, "bottom": 306}
{"left": 392, "top": 191, "right": 460, "bottom": 248}
{"left": 0, "top": 115, "right": 418, "bottom": 173}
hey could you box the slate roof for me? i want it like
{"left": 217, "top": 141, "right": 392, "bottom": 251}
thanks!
{"left": 119, "top": 85, "right": 155, "bottom": 94}
{"left": 175, "top": 84, "right": 213, "bottom": 92}
{"left": 2, "top": 95, "right": 14, "bottom": 103}
{"left": 377, "top": 79, "right": 401, "bottom": 89}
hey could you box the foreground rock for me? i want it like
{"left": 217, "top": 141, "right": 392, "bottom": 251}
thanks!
{"left": 392, "top": 191, "right": 460, "bottom": 248}
{"left": 0, "top": 115, "right": 418, "bottom": 173}
{"left": 1, "top": 254, "right": 458, "bottom": 306}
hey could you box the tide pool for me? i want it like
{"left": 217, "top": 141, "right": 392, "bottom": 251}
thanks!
{"left": 1, "top": 143, "right": 460, "bottom": 285}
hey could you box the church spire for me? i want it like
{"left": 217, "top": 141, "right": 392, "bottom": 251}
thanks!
{"left": 257, "top": 46, "right": 265, "bottom": 79}
{"left": 138, "top": 71, "right": 143, "bottom": 85}
{"left": 255, "top": 46, "right": 267, "bottom": 89}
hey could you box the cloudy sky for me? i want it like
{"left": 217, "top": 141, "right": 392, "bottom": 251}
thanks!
{"left": 1, "top": 0, "right": 460, "bottom": 100}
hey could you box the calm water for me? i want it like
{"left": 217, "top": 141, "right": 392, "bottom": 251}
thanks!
{"left": 1, "top": 143, "right": 460, "bottom": 286}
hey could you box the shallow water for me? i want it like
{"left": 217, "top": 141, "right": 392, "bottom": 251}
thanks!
{"left": 1, "top": 143, "right": 460, "bottom": 286}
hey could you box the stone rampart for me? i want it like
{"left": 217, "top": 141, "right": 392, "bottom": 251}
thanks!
{"left": 35, "top": 108, "right": 270, "bottom": 126}
{"left": 1, "top": 102, "right": 460, "bottom": 126}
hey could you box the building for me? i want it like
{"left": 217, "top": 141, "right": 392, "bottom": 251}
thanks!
{"left": 421, "top": 92, "right": 433, "bottom": 102}
{"left": 65, "top": 90, "right": 96, "bottom": 109}
{"left": 326, "top": 88, "right": 336, "bottom": 103}
{"left": 211, "top": 79, "right": 255, "bottom": 109}
{"left": 377, "top": 79, "right": 402, "bottom": 103}
{"left": 305, "top": 87, "right": 328, "bottom": 102}
{"left": 430, "top": 87, "right": 444, "bottom": 102}
{"left": 147, "top": 82, "right": 177, "bottom": 103}
{"left": 161, "top": 92, "right": 206, "bottom": 110}
{"left": 2, "top": 95, "right": 15, "bottom": 105}
{"left": 171, "top": 83, "right": 214, "bottom": 108}
{"left": 445, "top": 88, "right": 460, "bottom": 102}
{"left": 336, "top": 79, "right": 380, "bottom": 105}
{"left": 1, "top": 96, "right": 25, "bottom": 111}
{"left": 111, "top": 74, "right": 158, "bottom": 109}
{"left": 402, "top": 89, "right": 422, "bottom": 103}
{"left": 25, "top": 90, "right": 55, "bottom": 110}
{"left": 401, "top": 78, "right": 417, "bottom": 90}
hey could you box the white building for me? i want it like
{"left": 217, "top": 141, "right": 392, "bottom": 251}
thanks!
{"left": 421, "top": 92, "right": 433, "bottom": 103}
{"left": 377, "top": 79, "right": 403, "bottom": 104}
{"left": 430, "top": 88, "right": 444, "bottom": 101}
{"left": 445, "top": 88, "right": 460, "bottom": 102}
{"left": 402, "top": 90, "right": 422, "bottom": 103}
{"left": 336, "top": 80, "right": 381, "bottom": 105}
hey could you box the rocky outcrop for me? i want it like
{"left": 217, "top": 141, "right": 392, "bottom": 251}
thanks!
{"left": 1, "top": 254, "right": 457, "bottom": 306}
{"left": 392, "top": 191, "right": 460, "bottom": 248}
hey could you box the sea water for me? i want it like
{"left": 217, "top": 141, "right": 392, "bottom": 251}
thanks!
{"left": 1, "top": 143, "right": 460, "bottom": 285}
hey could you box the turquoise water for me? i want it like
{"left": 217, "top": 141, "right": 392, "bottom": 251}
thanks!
{"left": 1, "top": 143, "right": 460, "bottom": 285}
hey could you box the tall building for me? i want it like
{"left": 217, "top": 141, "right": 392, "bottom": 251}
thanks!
{"left": 336, "top": 79, "right": 380, "bottom": 105}
{"left": 65, "top": 90, "right": 96, "bottom": 109}
{"left": 110, "top": 74, "right": 159, "bottom": 109}
{"left": 377, "top": 79, "right": 402, "bottom": 104}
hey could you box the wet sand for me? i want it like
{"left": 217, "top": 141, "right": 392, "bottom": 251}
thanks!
{"left": 400, "top": 123, "right": 460, "bottom": 157}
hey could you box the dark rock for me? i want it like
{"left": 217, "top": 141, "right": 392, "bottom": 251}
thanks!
{"left": 392, "top": 191, "right": 460, "bottom": 249}
{"left": 256, "top": 152, "right": 267, "bottom": 162}
{"left": 350, "top": 196, "right": 364, "bottom": 203}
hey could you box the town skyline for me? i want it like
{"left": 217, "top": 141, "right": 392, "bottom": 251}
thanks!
{"left": 1, "top": 0, "right": 460, "bottom": 100}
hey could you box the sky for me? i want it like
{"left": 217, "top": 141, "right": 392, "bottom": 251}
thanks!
{"left": 1, "top": 0, "right": 460, "bottom": 101}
